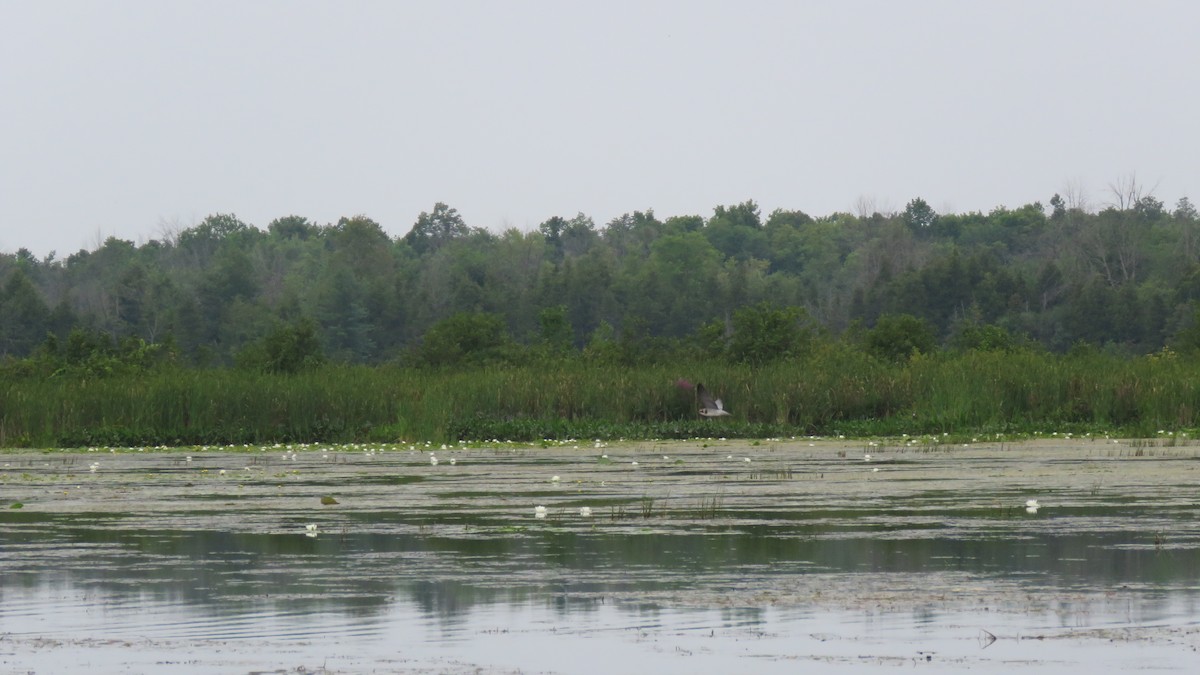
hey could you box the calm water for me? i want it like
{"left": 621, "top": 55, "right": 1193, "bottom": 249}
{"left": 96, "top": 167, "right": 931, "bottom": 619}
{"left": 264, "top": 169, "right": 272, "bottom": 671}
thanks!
{"left": 2, "top": 439, "right": 1200, "bottom": 672}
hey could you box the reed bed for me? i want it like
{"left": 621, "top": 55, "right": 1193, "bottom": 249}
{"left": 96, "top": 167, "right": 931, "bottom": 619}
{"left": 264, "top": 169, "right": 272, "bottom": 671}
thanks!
{"left": 3, "top": 349, "right": 1200, "bottom": 448}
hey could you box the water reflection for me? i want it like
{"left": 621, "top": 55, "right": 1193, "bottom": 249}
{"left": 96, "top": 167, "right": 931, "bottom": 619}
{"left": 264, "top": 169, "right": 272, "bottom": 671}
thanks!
{"left": 4, "top": 517, "right": 1197, "bottom": 600}
{"left": 3, "top": 441, "right": 1200, "bottom": 672}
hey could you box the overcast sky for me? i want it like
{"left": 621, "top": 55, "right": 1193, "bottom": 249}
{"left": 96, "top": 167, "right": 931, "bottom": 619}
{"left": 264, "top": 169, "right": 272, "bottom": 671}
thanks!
{"left": 2, "top": 1, "right": 1198, "bottom": 257}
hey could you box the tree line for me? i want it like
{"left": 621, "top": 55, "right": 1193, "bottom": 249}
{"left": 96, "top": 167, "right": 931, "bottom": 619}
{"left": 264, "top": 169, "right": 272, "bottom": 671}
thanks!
{"left": 3, "top": 185, "right": 1200, "bottom": 376}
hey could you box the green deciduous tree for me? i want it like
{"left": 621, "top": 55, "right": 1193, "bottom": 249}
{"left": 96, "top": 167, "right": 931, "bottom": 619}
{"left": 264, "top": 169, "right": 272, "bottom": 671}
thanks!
{"left": 537, "top": 305, "right": 574, "bottom": 354}
{"left": 704, "top": 200, "right": 769, "bottom": 260}
{"left": 417, "top": 312, "right": 511, "bottom": 367}
{"left": 403, "top": 202, "right": 473, "bottom": 255}
{"left": 603, "top": 210, "right": 667, "bottom": 258}
{"left": 178, "top": 213, "right": 258, "bottom": 268}
{"left": 948, "top": 320, "right": 1025, "bottom": 352}
{"left": 866, "top": 314, "right": 936, "bottom": 362}
{"left": 0, "top": 269, "right": 50, "bottom": 357}
{"left": 237, "top": 318, "right": 325, "bottom": 373}
{"left": 628, "top": 232, "right": 723, "bottom": 337}
{"left": 725, "top": 302, "right": 816, "bottom": 364}
{"left": 268, "top": 215, "right": 321, "bottom": 241}
{"left": 315, "top": 266, "right": 376, "bottom": 363}
{"left": 903, "top": 197, "right": 937, "bottom": 231}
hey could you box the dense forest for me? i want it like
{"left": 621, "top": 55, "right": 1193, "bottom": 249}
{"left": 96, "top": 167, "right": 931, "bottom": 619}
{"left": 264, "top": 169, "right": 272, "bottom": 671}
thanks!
{"left": 3, "top": 183, "right": 1200, "bottom": 372}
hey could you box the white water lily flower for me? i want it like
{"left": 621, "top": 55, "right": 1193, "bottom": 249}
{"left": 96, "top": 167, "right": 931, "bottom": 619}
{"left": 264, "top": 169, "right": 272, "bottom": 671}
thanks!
{"left": 580, "top": 506, "right": 593, "bottom": 517}
{"left": 551, "top": 475, "right": 560, "bottom": 483}
{"left": 534, "top": 505, "right": 547, "bottom": 519}
{"left": 305, "top": 524, "right": 318, "bottom": 538}
{"left": 430, "top": 456, "right": 439, "bottom": 466}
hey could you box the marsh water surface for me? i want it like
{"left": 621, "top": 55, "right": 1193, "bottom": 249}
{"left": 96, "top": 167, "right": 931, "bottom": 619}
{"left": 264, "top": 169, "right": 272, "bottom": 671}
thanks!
{"left": 3, "top": 438, "right": 1200, "bottom": 672}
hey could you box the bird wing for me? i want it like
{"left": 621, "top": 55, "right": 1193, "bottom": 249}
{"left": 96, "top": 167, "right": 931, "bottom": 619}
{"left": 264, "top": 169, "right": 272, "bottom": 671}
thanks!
{"left": 697, "top": 383, "right": 719, "bottom": 409}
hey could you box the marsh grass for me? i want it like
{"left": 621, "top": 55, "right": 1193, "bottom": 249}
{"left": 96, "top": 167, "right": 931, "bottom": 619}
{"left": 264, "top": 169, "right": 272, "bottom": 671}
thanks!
{"left": 4, "top": 348, "right": 1200, "bottom": 447}
{"left": 688, "top": 495, "right": 725, "bottom": 519}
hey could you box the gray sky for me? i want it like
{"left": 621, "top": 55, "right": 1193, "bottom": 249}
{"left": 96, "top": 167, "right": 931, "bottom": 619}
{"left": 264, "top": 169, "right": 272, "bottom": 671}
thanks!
{"left": 3, "top": 1, "right": 1198, "bottom": 257}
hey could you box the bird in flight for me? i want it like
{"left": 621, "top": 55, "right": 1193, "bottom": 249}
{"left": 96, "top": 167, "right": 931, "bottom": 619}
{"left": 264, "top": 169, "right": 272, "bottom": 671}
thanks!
{"left": 696, "top": 383, "right": 731, "bottom": 418}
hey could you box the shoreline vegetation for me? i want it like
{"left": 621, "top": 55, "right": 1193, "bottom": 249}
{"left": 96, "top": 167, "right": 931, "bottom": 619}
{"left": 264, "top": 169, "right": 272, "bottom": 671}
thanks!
{"left": 8, "top": 198, "right": 1200, "bottom": 449}
{"left": 3, "top": 346, "right": 1199, "bottom": 449}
